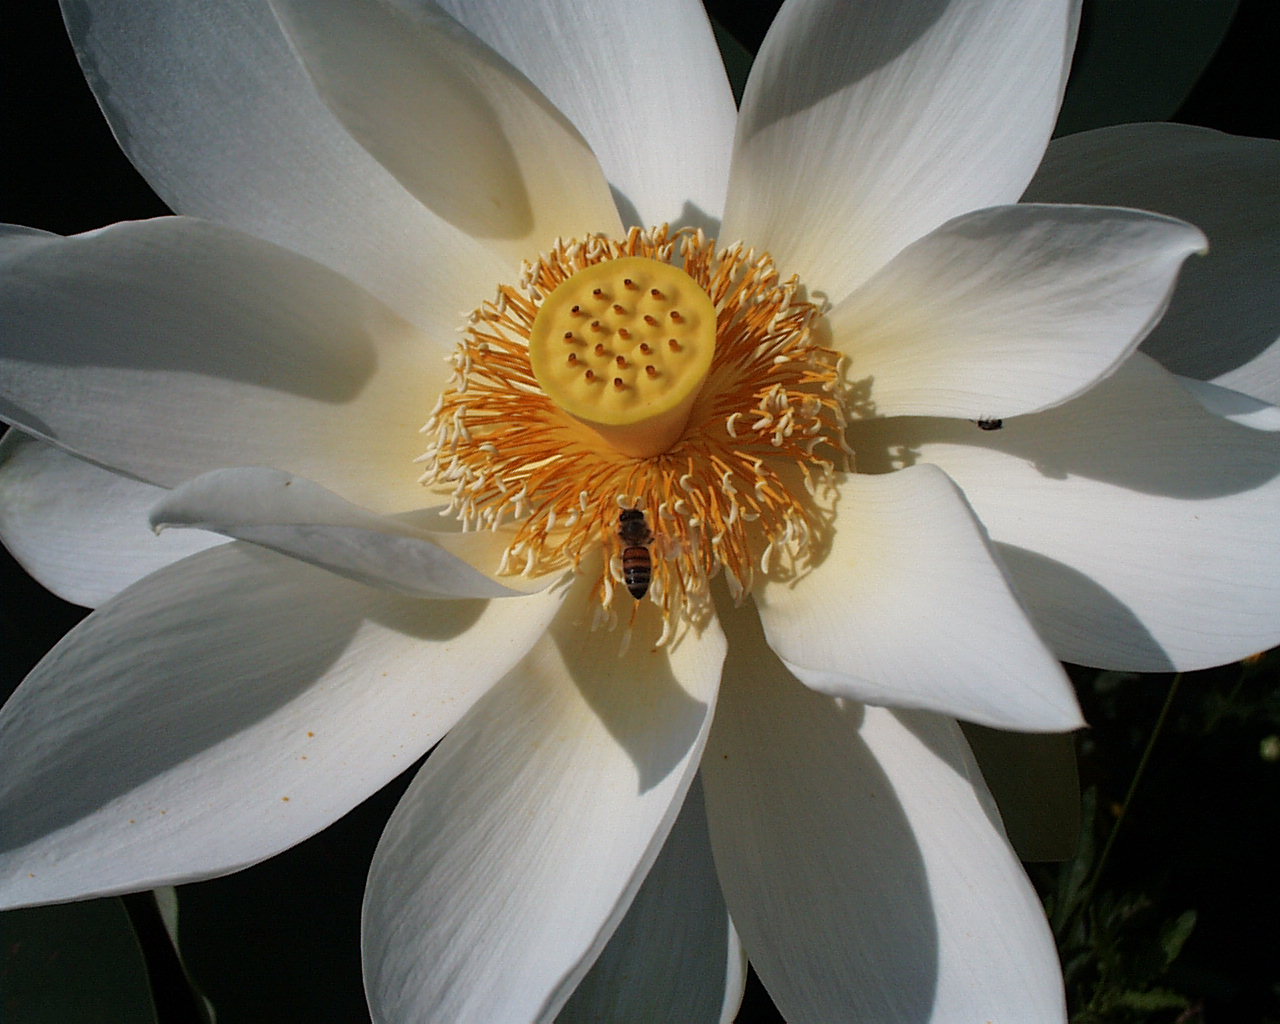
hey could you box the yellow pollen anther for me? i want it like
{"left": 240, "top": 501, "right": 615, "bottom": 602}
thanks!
{"left": 530, "top": 256, "right": 717, "bottom": 458}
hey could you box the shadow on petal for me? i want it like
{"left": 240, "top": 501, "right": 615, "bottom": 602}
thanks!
{"left": 996, "top": 542, "right": 1175, "bottom": 671}
{"left": 1, "top": 220, "right": 388, "bottom": 402}
{"left": 553, "top": 595, "right": 711, "bottom": 795}
{"left": 0, "top": 545, "right": 483, "bottom": 853}
{"left": 704, "top": 596, "right": 942, "bottom": 1021}
{"left": 865, "top": 357, "right": 1280, "bottom": 500}
{"left": 742, "top": 0, "right": 949, "bottom": 130}
{"left": 556, "top": 776, "right": 740, "bottom": 1023}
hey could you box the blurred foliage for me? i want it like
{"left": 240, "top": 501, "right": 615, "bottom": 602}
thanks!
{"left": 0, "top": 899, "right": 156, "bottom": 1024}
{"left": 1031, "top": 654, "right": 1280, "bottom": 1023}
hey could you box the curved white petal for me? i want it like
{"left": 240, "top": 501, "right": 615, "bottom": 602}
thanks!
{"left": 722, "top": 0, "right": 1079, "bottom": 303}
{"left": 961, "top": 724, "right": 1080, "bottom": 863}
{"left": 701, "top": 601, "right": 1065, "bottom": 1023}
{"left": 1025, "top": 123, "right": 1280, "bottom": 404}
{"left": 0, "top": 224, "right": 56, "bottom": 255}
{"left": 150, "top": 467, "right": 546, "bottom": 598}
{"left": 556, "top": 777, "right": 746, "bottom": 1024}
{"left": 0, "top": 217, "right": 434, "bottom": 512}
{"left": 1175, "top": 376, "right": 1280, "bottom": 431}
{"left": 829, "top": 204, "right": 1206, "bottom": 418}
{"left": 434, "top": 0, "right": 737, "bottom": 230}
{"left": 59, "top": 0, "right": 508, "bottom": 335}
{"left": 855, "top": 355, "right": 1280, "bottom": 669}
{"left": 269, "top": 0, "right": 621, "bottom": 253}
{"left": 0, "top": 543, "right": 563, "bottom": 909}
{"left": 0, "top": 431, "right": 223, "bottom": 608}
{"left": 363, "top": 593, "right": 726, "bottom": 1024}
{"left": 757, "top": 464, "right": 1081, "bottom": 730}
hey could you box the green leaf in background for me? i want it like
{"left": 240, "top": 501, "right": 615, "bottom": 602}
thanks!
{"left": 1056, "top": 0, "right": 1240, "bottom": 135}
{"left": 1159, "top": 909, "right": 1197, "bottom": 969}
{"left": 1111, "top": 986, "right": 1191, "bottom": 1012}
{"left": 1, "top": 898, "right": 157, "bottom": 1024}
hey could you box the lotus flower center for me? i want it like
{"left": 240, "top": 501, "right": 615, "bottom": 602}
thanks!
{"left": 418, "top": 227, "right": 850, "bottom": 643}
{"left": 529, "top": 257, "right": 717, "bottom": 458}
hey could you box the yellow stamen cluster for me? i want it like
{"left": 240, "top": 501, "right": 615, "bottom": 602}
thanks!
{"left": 418, "top": 226, "right": 849, "bottom": 642}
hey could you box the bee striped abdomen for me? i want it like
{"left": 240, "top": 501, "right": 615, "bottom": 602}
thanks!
{"left": 622, "top": 545, "right": 652, "bottom": 599}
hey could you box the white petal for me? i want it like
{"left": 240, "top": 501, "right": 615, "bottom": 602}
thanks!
{"left": 756, "top": 464, "right": 1081, "bottom": 730}
{"left": 960, "top": 724, "right": 1080, "bottom": 862}
{"left": 0, "top": 431, "right": 223, "bottom": 607}
{"left": 0, "top": 217, "right": 433, "bottom": 512}
{"left": 556, "top": 777, "right": 746, "bottom": 1024}
{"left": 269, "top": 0, "right": 621, "bottom": 253}
{"left": 150, "top": 467, "right": 545, "bottom": 599}
{"left": 363, "top": 592, "right": 726, "bottom": 1024}
{"left": 1025, "top": 123, "right": 1280, "bottom": 404}
{"left": 60, "top": 0, "right": 509, "bottom": 335}
{"left": 857, "top": 354, "right": 1280, "bottom": 669}
{"left": 828, "top": 204, "right": 1206, "bottom": 418}
{"left": 0, "top": 543, "right": 562, "bottom": 908}
{"left": 722, "top": 0, "right": 1079, "bottom": 302}
{"left": 701, "top": 602, "right": 1066, "bottom": 1023}
{"left": 434, "top": 0, "right": 737, "bottom": 230}
{"left": 1175, "top": 376, "right": 1280, "bottom": 431}
{"left": 0, "top": 224, "right": 56, "bottom": 255}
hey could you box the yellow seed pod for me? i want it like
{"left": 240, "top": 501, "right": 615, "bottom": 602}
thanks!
{"left": 529, "top": 256, "right": 716, "bottom": 457}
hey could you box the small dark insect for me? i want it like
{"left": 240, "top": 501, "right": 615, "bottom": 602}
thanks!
{"left": 977, "top": 417, "right": 1003, "bottom": 431}
{"left": 617, "top": 508, "right": 654, "bottom": 600}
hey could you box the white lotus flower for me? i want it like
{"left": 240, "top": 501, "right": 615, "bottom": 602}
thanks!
{"left": 3, "top": 0, "right": 1279, "bottom": 1020}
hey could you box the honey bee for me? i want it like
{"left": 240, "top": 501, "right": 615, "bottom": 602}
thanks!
{"left": 976, "top": 417, "right": 1003, "bottom": 431}
{"left": 617, "top": 508, "right": 654, "bottom": 599}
